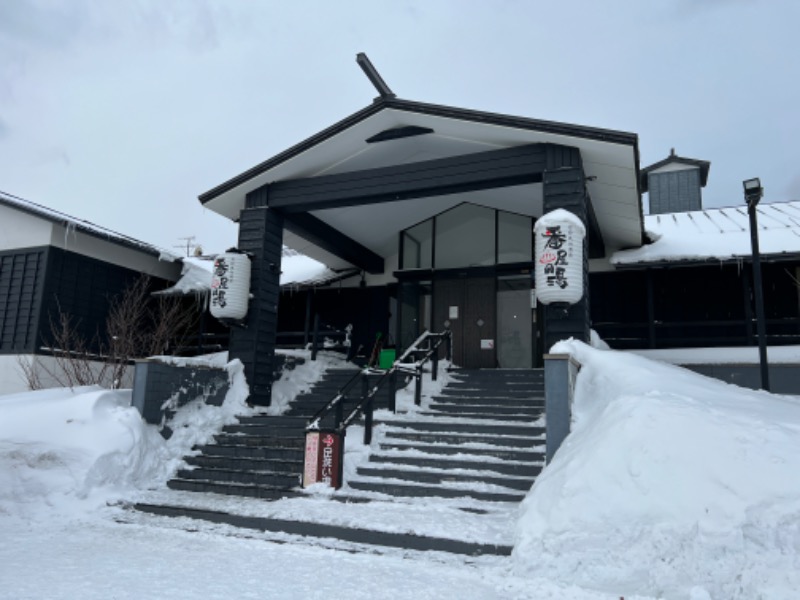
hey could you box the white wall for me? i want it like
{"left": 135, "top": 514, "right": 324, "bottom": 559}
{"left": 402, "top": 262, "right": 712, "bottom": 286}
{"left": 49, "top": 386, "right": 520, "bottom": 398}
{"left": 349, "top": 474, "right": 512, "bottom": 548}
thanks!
{"left": 1, "top": 203, "right": 181, "bottom": 282}
{"left": 0, "top": 205, "right": 54, "bottom": 251}
{"left": 650, "top": 162, "right": 700, "bottom": 175}
{"left": 0, "top": 355, "right": 31, "bottom": 395}
{"left": 0, "top": 354, "right": 133, "bottom": 396}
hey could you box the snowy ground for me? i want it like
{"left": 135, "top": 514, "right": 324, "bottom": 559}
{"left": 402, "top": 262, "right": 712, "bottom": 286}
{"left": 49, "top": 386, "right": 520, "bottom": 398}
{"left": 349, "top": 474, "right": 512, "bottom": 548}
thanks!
{"left": 2, "top": 347, "right": 799, "bottom": 599}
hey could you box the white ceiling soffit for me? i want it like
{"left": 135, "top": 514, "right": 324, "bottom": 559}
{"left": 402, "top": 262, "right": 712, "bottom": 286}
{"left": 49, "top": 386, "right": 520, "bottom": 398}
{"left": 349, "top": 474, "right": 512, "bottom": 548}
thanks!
{"left": 208, "top": 107, "right": 641, "bottom": 257}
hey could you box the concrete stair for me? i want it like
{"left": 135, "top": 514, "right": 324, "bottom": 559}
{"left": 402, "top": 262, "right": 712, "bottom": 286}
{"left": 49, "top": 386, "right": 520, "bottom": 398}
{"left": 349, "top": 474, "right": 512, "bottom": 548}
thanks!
{"left": 136, "top": 367, "right": 546, "bottom": 556}
{"left": 345, "top": 369, "right": 545, "bottom": 505}
{"left": 165, "top": 367, "right": 369, "bottom": 500}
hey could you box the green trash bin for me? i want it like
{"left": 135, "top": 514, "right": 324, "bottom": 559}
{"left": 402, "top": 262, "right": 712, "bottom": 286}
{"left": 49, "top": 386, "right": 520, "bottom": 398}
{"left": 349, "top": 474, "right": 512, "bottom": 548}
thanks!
{"left": 379, "top": 349, "right": 396, "bottom": 370}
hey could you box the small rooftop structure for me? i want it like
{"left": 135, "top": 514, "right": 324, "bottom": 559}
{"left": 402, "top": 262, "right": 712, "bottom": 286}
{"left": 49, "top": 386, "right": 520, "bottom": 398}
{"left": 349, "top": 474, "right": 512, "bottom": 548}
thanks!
{"left": 641, "top": 149, "right": 711, "bottom": 215}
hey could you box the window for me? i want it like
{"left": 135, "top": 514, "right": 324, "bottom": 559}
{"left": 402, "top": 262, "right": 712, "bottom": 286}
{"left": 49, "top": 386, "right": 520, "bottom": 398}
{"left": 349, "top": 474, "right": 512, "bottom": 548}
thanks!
{"left": 498, "top": 211, "right": 532, "bottom": 263}
{"left": 401, "top": 220, "right": 433, "bottom": 269}
{"left": 434, "top": 204, "right": 495, "bottom": 269}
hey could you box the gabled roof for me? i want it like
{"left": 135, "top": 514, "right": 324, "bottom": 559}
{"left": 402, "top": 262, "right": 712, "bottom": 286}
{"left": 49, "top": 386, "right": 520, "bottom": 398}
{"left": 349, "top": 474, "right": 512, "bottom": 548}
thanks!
{"left": 640, "top": 150, "right": 710, "bottom": 193}
{"left": 200, "top": 96, "right": 644, "bottom": 263}
{"left": 199, "top": 96, "right": 639, "bottom": 206}
{"left": 611, "top": 200, "right": 800, "bottom": 266}
{"left": 0, "top": 190, "right": 175, "bottom": 259}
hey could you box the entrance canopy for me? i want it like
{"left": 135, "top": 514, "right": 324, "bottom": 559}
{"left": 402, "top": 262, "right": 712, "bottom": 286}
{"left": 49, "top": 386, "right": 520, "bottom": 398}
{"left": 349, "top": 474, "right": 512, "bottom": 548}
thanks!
{"left": 200, "top": 97, "right": 644, "bottom": 271}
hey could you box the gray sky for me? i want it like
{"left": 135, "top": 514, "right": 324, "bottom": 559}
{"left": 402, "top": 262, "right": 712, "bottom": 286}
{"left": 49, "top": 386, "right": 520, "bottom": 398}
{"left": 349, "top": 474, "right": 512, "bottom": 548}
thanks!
{"left": 1, "top": 0, "right": 798, "bottom": 255}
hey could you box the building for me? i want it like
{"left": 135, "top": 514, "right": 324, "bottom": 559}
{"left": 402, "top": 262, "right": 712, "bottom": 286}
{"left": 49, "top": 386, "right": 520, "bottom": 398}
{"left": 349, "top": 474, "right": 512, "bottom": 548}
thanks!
{"left": 198, "top": 60, "right": 800, "bottom": 407}
{"left": 0, "top": 192, "right": 182, "bottom": 393}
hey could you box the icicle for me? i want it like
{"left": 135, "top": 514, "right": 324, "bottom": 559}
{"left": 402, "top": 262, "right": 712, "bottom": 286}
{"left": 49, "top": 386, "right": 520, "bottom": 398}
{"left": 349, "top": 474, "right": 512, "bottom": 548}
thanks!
{"left": 63, "top": 220, "right": 77, "bottom": 248}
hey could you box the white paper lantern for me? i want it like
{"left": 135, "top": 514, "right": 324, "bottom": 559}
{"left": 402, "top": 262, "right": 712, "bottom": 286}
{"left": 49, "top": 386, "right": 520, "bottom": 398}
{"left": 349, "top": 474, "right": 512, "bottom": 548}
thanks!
{"left": 209, "top": 252, "right": 251, "bottom": 322}
{"left": 534, "top": 209, "right": 586, "bottom": 305}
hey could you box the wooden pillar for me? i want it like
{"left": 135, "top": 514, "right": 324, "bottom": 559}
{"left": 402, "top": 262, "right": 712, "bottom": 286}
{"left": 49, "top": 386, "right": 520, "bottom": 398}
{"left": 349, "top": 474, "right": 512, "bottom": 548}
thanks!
{"left": 228, "top": 188, "right": 283, "bottom": 406}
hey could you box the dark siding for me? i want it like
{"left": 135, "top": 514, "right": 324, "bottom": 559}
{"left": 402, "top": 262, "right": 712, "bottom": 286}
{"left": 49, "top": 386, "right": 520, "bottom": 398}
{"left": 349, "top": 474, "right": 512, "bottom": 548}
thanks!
{"left": 592, "top": 262, "right": 800, "bottom": 349}
{"left": 0, "top": 248, "right": 47, "bottom": 353}
{"left": 648, "top": 170, "right": 702, "bottom": 214}
{"left": 267, "top": 143, "right": 548, "bottom": 212}
{"left": 228, "top": 205, "right": 284, "bottom": 406}
{"left": 37, "top": 247, "right": 172, "bottom": 354}
{"left": 541, "top": 165, "right": 591, "bottom": 350}
{"left": 283, "top": 212, "right": 384, "bottom": 273}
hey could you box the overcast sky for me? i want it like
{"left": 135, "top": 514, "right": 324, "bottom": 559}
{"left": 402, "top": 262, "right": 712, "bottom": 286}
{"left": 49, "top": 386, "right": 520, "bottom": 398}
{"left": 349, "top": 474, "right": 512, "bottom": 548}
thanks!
{"left": 1, "top": 0, "right": 798, "bottom": 255}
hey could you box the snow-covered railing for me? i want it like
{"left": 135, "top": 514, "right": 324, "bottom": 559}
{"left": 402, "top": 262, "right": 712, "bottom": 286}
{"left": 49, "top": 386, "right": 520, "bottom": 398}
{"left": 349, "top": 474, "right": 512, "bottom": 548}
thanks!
{"left": 302, "top": 329, "right": 451, "bottom": 489}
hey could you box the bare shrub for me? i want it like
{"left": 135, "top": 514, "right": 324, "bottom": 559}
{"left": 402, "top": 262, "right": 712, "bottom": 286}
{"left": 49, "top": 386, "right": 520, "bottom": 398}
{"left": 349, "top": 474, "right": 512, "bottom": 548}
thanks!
{"left": 24, "top": 276, "right": 200, "bottom": 390}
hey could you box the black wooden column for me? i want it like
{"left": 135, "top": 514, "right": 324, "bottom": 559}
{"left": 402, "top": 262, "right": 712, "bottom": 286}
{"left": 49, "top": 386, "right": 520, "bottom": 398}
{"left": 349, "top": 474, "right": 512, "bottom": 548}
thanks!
{"left": 541, "top": 165, "right": 591, "bottom": 351}
{"left": 228, "top": 196, "right": 284, "bottom": 406}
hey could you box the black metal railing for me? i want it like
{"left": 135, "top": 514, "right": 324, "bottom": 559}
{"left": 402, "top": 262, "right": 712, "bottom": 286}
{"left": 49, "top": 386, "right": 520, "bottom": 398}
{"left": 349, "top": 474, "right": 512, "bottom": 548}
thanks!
{"left": 305, "top": 329, "right": 452, "bottom": 446}
{"left": 277, "top": 317, "right": 355, "bottom": 361}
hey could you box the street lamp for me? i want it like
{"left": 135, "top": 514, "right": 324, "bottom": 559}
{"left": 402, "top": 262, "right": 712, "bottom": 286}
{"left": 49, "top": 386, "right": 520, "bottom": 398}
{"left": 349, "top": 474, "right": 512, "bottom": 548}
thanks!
{"left": 743, "top": 177, "right": 770, "bottom": 391}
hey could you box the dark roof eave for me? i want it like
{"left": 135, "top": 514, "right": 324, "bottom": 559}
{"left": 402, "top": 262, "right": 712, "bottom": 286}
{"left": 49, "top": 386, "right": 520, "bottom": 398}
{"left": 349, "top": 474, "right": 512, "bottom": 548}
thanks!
{"left": 612, "top": 252, "right": 800, "bottom": 270}
{"left": 199, "top": 97, "right": 639, "bottom": 206}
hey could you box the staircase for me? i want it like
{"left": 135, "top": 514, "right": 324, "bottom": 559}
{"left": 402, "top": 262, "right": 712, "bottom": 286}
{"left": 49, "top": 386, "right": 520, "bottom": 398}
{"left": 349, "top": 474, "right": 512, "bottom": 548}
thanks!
{"left": 346, "top": 369, "right": 545, "bottom": 503}
{"left": 165, "top": 367, "right": 381, "bottom": 500}
{"left": 135, "top": 367, "right": 546, "bottom": 556}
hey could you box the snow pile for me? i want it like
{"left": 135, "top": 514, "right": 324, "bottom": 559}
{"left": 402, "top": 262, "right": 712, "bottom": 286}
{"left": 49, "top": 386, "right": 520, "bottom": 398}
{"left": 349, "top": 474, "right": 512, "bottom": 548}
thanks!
{"left": 0, "top": 351, "right": 340, "bottom": 521}
{"left": 0, "top": 386, "right": 166, "bottom": 520}
{"left": 514, "top": 340, "right": 800, "bottom": 598}
{"left": 0, "top": 358, "right": 253, "bottom": 520}
{"left": 629, "top": 344, "right": 800, "bottom": 365}
{"left": 266, "top": 350, "right": 344, "bottom": 416}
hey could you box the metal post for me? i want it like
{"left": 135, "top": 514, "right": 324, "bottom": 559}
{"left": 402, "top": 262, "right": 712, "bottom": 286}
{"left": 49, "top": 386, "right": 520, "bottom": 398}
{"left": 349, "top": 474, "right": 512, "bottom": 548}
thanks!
{"left": 311, "top": 314, "right": 320, "bottom": 361}
{"left": 432, "top": 346, "right": 439, "bottom": 382}
{"left": 364, "top": 401, "right": 374, "bottom": 445}
{"left": 748, "top": 202, "right": 770, "bottom": 391}
{"left": 414, "top": 370, "right": 422, "bottom": 406}
{"left": 335, "top": 396, "right": 344, "bottom": 428}
{"left": 303, "top": 292, "right": 313, "bottom": 347}
{"left": 387, "top": 369, "right": 397, "bottom": 413}
{"left": 445, "top": 331, "right": 452, "bottom": 361}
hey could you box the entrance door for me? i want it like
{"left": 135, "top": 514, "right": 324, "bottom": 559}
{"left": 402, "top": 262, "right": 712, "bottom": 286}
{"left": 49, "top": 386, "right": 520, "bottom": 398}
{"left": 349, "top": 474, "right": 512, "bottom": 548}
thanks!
{"left": 497, "top": 276, "right": 535, "bottom": 368}
{"left": 434, "top": 277, "right": 496, "bottom": 368}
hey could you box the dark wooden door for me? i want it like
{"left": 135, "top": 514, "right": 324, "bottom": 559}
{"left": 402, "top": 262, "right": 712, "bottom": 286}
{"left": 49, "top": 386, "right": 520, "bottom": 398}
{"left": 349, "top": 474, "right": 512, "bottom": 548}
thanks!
{"left": 434, "top": 277, "right": 496, "bottom": 368}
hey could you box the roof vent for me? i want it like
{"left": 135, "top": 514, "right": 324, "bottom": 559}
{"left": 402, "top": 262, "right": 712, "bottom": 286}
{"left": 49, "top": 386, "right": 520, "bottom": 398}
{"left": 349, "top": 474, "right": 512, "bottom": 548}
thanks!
{"left": 641, "top": 151, "right": 711, "bottom": 215}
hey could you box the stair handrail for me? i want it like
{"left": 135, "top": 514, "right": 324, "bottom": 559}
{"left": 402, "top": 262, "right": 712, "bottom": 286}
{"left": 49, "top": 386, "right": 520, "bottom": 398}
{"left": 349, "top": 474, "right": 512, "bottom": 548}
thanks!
{"left": 305, "top": 367, "right": 368, "bottom": 431}
{"left": 305, "top": 328, "right": 452, "bottom": 440}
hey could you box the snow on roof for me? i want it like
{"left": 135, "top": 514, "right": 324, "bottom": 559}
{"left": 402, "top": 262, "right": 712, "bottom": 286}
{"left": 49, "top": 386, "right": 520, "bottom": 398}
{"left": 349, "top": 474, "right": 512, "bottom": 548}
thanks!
{"left": 156, "top": 248, "right": 350, "bottom": 297}
{"left": 280, "top": 250, "right": 349, "bottom": 288}
{"left": 0, "top": 190, "right": 179, "bottom": 260}
{"left": 611, "top": 200, "right": 800, "bottom": 266}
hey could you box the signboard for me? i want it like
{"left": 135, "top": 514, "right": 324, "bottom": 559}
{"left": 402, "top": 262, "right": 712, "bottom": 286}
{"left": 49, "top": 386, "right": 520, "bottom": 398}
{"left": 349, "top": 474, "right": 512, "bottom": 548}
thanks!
{"left": 303, "top": 430, "right": 343, "bottom": 489}
{"left": 210, "top": 252, "right": 251, "bottom": 321}
{"left": 303, "top": 432, "right": 320, "bottom": 487}
{"left": 480, "top": 339, "right": 494, "bottom": 350}
{"left": 449, "top": 305, "right": 459, "bottom": 319}
{"left": 533, "top": 210, "right": 586, "bottom": 305}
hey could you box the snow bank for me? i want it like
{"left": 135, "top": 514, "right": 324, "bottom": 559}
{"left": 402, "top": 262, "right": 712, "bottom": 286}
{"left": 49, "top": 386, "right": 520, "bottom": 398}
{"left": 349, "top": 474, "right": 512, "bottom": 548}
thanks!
{"left": 0, "top": 358, "right": 254, "bottom": 521}
{"left": 513, "top": 341, "right": 800, "bottom": 598}
{"left": 0, "top": 351, "right": 343, "bottom": 521}
{"left": 0, "top": 386, "right": 167, "bottom": 520}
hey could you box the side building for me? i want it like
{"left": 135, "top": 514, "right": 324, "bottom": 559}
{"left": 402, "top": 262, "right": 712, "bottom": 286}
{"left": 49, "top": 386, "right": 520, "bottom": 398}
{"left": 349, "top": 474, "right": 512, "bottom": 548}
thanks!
{"left": 0, "top": 192, "right": 182, "bottom": 394}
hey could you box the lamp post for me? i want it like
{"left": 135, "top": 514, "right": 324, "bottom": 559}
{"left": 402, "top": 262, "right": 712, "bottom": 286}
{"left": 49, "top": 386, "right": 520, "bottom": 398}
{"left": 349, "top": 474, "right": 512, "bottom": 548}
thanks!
{"left": 743, "top": 177, "right": 770, "bottom": 391}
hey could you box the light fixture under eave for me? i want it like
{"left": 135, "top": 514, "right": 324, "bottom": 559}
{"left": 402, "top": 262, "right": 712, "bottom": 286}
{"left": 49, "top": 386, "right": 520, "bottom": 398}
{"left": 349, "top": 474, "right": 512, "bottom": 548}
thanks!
{"left": 743, "top": 177, "right": 763, "bottom": 206}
